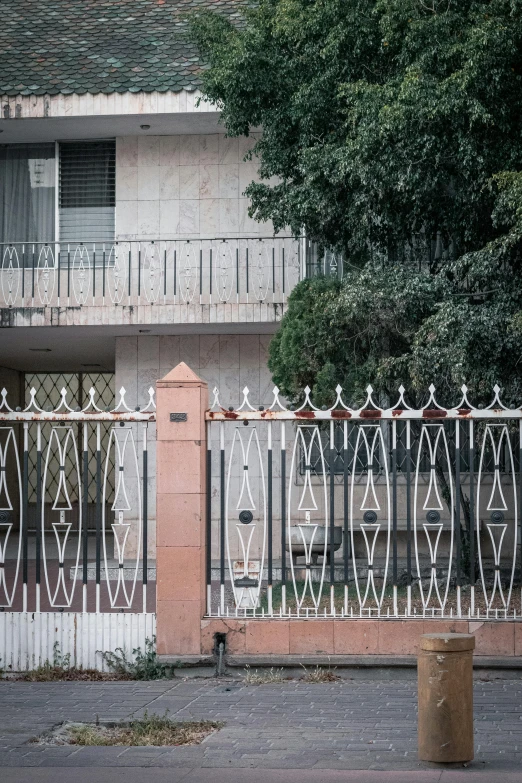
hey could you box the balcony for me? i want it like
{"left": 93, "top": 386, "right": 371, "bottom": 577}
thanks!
{"left": 0, "top": 236, "right": 305, "bottom": 328}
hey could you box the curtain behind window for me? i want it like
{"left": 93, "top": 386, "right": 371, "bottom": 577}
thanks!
{"left": 59, "top": 140, "right": 115, "bottom": 244}
{"left": 0, "top": 143, "right": 56, "bottom": 243}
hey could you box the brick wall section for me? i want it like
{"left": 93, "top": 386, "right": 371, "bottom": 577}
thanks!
{"left": 156, "top": 362, "right": 208, "bottom": 655}
{"left": 200, "top": 619, "right": 520, "bottom": 657}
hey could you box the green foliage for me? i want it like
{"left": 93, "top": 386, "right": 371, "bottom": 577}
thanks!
{"left": 191, "top": 0, "right": 522, "bottom": 252}
{"left": 269, "top": 268, "right": 446, "bottom": 404}
{"left": 15, "top": 639, "right": 173, "bottom": 682}
{"left": 191, "top": 1, "right": 522, "bottom": 401}
{"left": 100, "top": 637, "right": 175, "bottom": 680}
{"left": 269, "top": 217, "right": 522, "bottom": 406}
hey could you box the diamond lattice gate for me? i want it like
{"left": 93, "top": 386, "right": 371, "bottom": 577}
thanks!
{"left": 0, "top": 381, "right": 156, "bottom": 671}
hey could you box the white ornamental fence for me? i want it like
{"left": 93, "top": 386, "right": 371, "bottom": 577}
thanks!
{"left": 0, "top": 383, "right": 156, "bottom": 671}
{"left": 206, "top": 383, "right": 522, "bottom": 621}
{"left": 0, "top": 236, "right": 303, "bottom": 309}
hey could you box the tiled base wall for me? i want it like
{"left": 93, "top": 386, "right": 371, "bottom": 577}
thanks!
{"left": 199, "top": 619, "right": 522, "bottom": 658}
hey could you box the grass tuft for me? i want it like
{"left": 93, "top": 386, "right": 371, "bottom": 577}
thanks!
{"left": 16, "top": 642, "right": 126, "bottom": 682}
{"left": 300, "top": 664, "right": 340, "bottom": 683}
{"left": 18, "top": 667, "right": 122, "bottom": 682}
{"left": 243, "top": 665, "right": 286, "bottom": 685}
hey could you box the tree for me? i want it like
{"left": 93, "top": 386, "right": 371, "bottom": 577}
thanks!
{"left": 191, "top": 0, "right": 522, "bottom": 406}
{"left": 269, "top": 173, "right": 522, "bottom": 406}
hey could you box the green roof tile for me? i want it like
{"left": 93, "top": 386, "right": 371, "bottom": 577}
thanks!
{"left": 0, "top": 0, "right": 247, "bottom": 97}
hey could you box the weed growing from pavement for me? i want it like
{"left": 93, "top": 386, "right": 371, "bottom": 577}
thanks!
{"left": 16, "top": 642, "right": 125, "bottom": 682}
{"left": 12, "top": 638, "right": 178, "bottom": 681}
{"left": 100, "top": 637, "right": 177, "bottom": 680}
{"left": 300, "top": 664, "right": 340, "bottom": 683}
{"left": 243, "top": 665, "right": 286, "bottom": 684}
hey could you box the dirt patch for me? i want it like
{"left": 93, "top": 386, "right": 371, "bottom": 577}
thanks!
{"left": 32, "top": 714, "right": 223, "bottom": 747}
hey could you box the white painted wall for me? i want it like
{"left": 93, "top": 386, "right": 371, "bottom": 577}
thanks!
{"left": 116, "top": 133, "right": 276, "bottom": 240}
{"left": 0, "top": 611, "right": 155, "bottom": 672}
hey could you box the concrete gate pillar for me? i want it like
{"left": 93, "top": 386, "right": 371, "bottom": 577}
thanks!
{"left": 156, "top": 362, "right": 208, "bottom": 656}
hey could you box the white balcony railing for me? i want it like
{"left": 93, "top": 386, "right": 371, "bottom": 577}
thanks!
{"left": 0, "top": 237, "right": 305, "bottom": 309}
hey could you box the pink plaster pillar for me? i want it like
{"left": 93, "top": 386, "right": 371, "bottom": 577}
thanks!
{"left": 156, "top": 362, "right": 208, "bottom": 656}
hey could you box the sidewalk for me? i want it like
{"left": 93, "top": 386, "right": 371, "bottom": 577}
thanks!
{"left": 1, "top": 677, "right": 521, "bottom": 780}
{"left": 3, "top": 769, "right": 522, "bottom": 782}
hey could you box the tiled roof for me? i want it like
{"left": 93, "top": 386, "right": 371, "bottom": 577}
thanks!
{"left": 0, "top": 0, "right": 246, "bottom": 96}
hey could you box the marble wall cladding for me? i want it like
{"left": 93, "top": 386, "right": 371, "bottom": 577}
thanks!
{"left": 116, "top": 133, "right": 276, "bottom": 240}
{"left": 116, "top": 334, "right": 275, "bottom": 412}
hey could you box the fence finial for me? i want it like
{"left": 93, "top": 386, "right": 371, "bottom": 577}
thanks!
{"left": 210, "top": 387, "right": 221, "bottom": 410}
{"left": 331, "top": 384, "right": 344, "bottom": 410}
{"left": 488, "top": 384, "right": 507, "bottom": 411}
{"left": 0, "top": 388, "right": 12, "bottom": 412}
{"left": 392, "top": 384, "right": 411, "bottom": 411}
{"left": 24, "top": 386, "right": 42, "bottom": 412}
{"left": 423, "top": 384, "right": 444, "bottom": 410}
{"left": 238, "top": 386, "right": 256, "bottom": 411}
{"left": 114, "top": 386, "right": 132, "bottom": 412}
{"left": 142, "top": 386, "right": 156, "bottom": 411}
{"left": 268, "top": 385, "right": 287, "bottom": 411}
{"left": 296, "top": 385, "right": 318, "bottom": 412}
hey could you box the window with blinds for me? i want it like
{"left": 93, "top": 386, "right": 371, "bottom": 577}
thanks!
{"left": 59, "top": 140, "right": 115, "bottom": 245}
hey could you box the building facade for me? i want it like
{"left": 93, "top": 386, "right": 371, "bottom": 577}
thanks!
{"left": 1, "top": 1, "right": 520, "bottom": 669}
{"left": 0, "top": 0, "right": 304, "bottom": 568}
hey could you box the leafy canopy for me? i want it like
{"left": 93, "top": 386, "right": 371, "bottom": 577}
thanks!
{"left": 191, "top": 1, "right": 522, "bottom": 405}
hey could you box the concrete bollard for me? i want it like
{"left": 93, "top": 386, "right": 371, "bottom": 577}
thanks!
{"left": 418, "top": 633, "right": 475, "bottom": 763}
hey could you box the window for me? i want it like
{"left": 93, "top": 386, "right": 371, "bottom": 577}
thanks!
{"left": 0, "top": 143, "right": 56, "bottom": 243}
{"left": 59, "top": 140, "right": 115, "bottom": 244}
{"left": 0, "top": 140, "right": 116, "bottom": 247}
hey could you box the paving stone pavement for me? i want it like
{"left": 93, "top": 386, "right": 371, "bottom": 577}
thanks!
{"left": 0, "top": 677, "right": 521, "bottom": 777}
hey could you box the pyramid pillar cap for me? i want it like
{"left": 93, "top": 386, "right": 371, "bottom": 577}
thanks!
{"left": 157, "top": 362, "right": 207, "bottom": 388}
